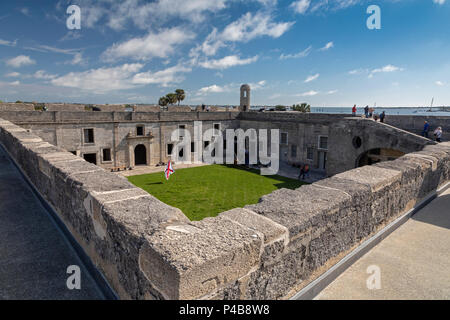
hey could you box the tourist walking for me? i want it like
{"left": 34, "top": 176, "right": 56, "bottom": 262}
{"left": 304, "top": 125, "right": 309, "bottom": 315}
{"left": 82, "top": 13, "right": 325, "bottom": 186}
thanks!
{"left": 364, "top": 105, "right": 369, "bottom": 118}
{"left": 298, "top": 165, "right": 304, "bottom": 181}
{"left": 434, "top": 127, "right": 443, "bottom": 142}
{"left": 422, "top": 121, "right": 430, "bottom": 138}
{"left": 352, "top": 105, "right": 357, "bottom": 117}
{"left": 380, "top": 111, "right": 386, "bottom": 123}
{"left": 373, "top": 111, "right": 379, "bottom": 121}
{"left": 299, "top": 164, "right": 310, "bottom": 180}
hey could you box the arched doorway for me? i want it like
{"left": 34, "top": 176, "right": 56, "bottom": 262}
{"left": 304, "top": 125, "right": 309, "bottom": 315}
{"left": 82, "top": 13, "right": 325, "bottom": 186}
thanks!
{"left": 356, "top": 148, "right": 405, "bottom": 167}
{"left": 134, "top": 144, "right": 147, "bottom": 165}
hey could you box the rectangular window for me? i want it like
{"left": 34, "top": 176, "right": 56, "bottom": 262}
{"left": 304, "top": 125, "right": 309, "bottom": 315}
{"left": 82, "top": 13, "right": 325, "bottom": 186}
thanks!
{"left": 178, "top": 124, "right": 186, "bottom": 139}
{"left": 83, "top": 129, "right": 94, "bottom": 144}
{"left": 167, "top": 144, "right": 174, "bottom": 155}
{"left": 213, "top": 123, "right": 221, "bottom": 136}
{"left": 291, "top": 145, "right": 297, "bottom": 158}
{"left": 307, "top": 147, "right": 314, "bottom": 161}
{"left": 102, "top": 149, "right": 112, "bottom": 162}
{"left": 280, "top": 132, "right": 288, "bottom": 145}
{"left": 319, "top": 136, "right": 328, "bottom": 150}
{"left": 191, "top": 142, "right": 195, "bottom": 153}
{"left": 136, "top": 126, "right": 144, "bottom": 136}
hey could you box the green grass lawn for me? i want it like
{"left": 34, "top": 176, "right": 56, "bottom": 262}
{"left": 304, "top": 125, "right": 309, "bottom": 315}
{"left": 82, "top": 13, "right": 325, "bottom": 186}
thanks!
{"left": 127, "top": 165, "right": 306, "bottom": 221}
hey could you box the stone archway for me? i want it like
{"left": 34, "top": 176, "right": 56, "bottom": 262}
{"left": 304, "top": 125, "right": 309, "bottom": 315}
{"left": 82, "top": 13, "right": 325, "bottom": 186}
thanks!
{"left": 134, "top": 144, "right": 147, "bottom": 165}
{"left": 356, "top": 148, "right": 405, "bottom": 167}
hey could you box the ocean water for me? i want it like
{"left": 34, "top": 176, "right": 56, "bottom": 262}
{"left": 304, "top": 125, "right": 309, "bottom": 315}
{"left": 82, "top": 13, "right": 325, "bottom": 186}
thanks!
{"left": 310, "top": 107, "right": 450, "bottom": 117}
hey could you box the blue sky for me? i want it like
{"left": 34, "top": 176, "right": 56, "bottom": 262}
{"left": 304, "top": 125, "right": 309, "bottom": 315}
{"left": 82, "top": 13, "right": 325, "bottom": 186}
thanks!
{"left": 0, "top": 0, "right": 449, "bottom": 107}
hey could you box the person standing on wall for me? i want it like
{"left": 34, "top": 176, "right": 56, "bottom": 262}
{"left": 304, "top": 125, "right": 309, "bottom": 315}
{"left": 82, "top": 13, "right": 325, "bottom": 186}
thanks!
{"left": 373, "top": 110, "right": 379, "bottom": 121}
{"left": 422, "top": 121, "right": 430, "bottom": 138}
{"left": 434, "top": 127, "right": 443, "bottom": 142}
{"left": 380, "top": 111, "right": 386, "bottom": 123}
{"left": 364, "top": 105, "right": 369, "bottom": 118}
{"left": 352, "top": 105, "right": 357, "bottom": 117}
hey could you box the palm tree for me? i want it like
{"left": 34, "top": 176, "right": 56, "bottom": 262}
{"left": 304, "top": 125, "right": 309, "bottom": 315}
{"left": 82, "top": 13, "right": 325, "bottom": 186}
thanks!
{"left": 166, "top": 93, "right": 178, "bottom": 105}
{"left": 293, "top": 103, "right": 311, "bottom": 113}
{"left": 175, "top": 89, "right": 185, "bottom": 106}
{"left": 158, "top": 96, "right": 169, "bottom": 107}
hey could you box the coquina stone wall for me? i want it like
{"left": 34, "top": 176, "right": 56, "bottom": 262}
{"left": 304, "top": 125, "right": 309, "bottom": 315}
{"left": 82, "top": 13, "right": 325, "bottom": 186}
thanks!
{"left": 385, "top": 115, "right": 450, "bottom": 141}
{"left": 0, "top": 103, "right": 35, "bottom": 111}
{"left": 1, "top": 117, "right": 449, "bottom": 300}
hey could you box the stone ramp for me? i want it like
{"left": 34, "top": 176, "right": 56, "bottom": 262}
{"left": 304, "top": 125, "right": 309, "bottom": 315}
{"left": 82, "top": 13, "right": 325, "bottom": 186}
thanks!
{"left": 315, "top": 186, "right": 450, "bottom": 300}
{"left": 0, "top": 146, "right": 105, "bottom": 300}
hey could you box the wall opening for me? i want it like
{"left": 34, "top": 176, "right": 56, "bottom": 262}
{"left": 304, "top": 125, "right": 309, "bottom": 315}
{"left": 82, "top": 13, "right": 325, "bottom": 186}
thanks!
{"left": 83, "top": 153, "right": 97, "bottom": 165}
{"left": 357, "top": 148, "right": 405, "bottom": 167}
{"left": 135, "top": 144, "right": 147, "bottom": 165}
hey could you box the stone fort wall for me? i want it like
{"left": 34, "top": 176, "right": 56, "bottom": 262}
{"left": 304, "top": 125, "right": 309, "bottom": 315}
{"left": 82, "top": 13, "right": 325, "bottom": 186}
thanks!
{"left": 1, "top": 117, "right": 449, "bottom": 300}
{"left": 0, "top": 111, "right": 240, "bottom": 170}
{"left": 0, "top": 111, "right": 436, "bottom": 176}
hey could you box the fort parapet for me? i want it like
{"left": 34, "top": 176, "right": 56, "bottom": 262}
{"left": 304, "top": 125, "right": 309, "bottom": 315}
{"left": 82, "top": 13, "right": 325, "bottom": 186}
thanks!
{"left": 1, "top": 116, "right": 449, "bottom": 299}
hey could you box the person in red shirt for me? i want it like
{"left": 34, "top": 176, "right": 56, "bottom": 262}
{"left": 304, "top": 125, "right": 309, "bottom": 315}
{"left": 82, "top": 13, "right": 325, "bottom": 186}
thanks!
{"left": 352, "top": 105, "right": 357, "bottom": 116}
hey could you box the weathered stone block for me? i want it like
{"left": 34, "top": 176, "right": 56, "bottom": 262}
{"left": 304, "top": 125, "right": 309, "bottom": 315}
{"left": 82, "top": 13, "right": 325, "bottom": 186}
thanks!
{"left": 139, "top": 217, "right": 262, "bottom": 299}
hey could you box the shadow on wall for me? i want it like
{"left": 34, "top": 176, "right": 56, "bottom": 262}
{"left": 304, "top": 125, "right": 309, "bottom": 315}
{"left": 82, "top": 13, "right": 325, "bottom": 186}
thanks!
{"left": 412, "top": 193, "right": 450, "bottom": 230}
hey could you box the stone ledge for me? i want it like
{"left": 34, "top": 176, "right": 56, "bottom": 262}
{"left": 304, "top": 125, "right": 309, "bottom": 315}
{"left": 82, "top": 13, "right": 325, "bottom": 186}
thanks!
{"left": 139, "top": 216, "right": 262, "bottom": 300}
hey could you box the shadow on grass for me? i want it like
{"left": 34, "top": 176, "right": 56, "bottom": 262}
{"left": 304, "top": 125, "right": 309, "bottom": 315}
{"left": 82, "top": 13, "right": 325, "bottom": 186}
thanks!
{"left": 145, "top": 182, "right": 163, "bottom": 186}
{"left": 220, "top": 164, "right": 306, "bottom": 190}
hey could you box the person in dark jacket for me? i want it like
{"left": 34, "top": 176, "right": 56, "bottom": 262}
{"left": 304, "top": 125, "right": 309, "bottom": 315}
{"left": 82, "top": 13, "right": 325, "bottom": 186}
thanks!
{"left": 422, "top": 121, "right": 430, "bottom": 138}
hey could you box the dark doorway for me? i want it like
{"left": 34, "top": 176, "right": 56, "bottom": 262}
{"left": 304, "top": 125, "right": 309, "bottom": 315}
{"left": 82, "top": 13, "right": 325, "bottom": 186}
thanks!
{"left": 357, "top": 148, "right": 405, "bottom": 167}
{"left": 83, "top": 153, "right": 97, "bottom": 165}
{"left": 135, "top": 144, "right": 147, "bottom": 165}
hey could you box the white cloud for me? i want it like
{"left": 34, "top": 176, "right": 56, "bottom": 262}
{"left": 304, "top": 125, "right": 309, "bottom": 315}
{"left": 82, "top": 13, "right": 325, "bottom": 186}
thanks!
{"left": 199, "top": 55, "right": 259, "bottom": 70}
{"left": 68, "top": 0, "right": 229, "bottom": 30}
{"left": 433, "top": 0, "right": 446, "bottom": 5}
{"left": 197, "top": 80, "right": 266, "bottom": 96}
{"left": 66, "top": 53, "right": 85, "bottom": 65}
{"left": 6, "top": 55, "right": 36, "bottom": 68}
{"left": 280, "top": 46, "right": 312, "bottom": 60}
{"left": 20, "top": 8, "right": 31, "bottom": 17}
{"left": 195, "top": 12, "right": 294, "bottom": 57}
{"left": 51, "top": 63, "right": 144, "bottom": 93}
{"left": 290, "top": 0, "right": 311, "bottom": 14}
{"left": 198, "top": 84, "right": 228, "bottom": 95}
{"left": 9, "top": 81, "right": 20, "bottom": 86}
{"left": 369, "top": 64, "right": 404, "bottom": 78}
{"left": 5, "top": 72, "right": 20, "bottom": 77}
{"left": 34, "top": 70, "right": 58, "bottom": 80}
{"left": 304, "top": 73, "right": 320, "bottom": 83}
{"left": 221, "top": 12, "right": 294, "bottom": 42}
{"left": 249, "top": 80, "right": 267, "bottom": 90}
{"left": 435, "top": 81, "right": 445, "bottom": 86}
{"left": 348, "top": 68, "right": 367, "bottom": 75}
{"left": 319, "top": 41, "right": 334, "bottom": 51}
{"left": 297, "top": 90, "right": 319, "bottom": 97}
{"left": 103, "top": 28, "right": 195, "bottom": 61}
{"left": 327, "top": 89, "right": 338, "bottom": 94}
{"left": 0, "top": 39, "right": 17, "bottom": 47}
{"left": 132, "top": 65, "right": 191, "bottom": 87}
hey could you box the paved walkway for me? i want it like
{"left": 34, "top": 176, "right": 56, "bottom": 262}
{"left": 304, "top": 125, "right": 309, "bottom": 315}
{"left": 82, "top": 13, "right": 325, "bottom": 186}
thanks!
{"left": 0, "top": 145, "right": 105, "bottom": 300}
{"left": 277, "top": 161, "right": 326, "bottom": 183}
{"left": 316, "top": 187, "right": 450, "bottom": 300}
